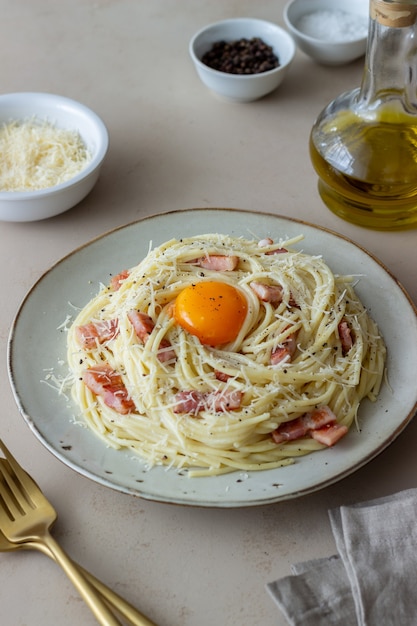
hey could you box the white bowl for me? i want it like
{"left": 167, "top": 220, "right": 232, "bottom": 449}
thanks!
{"left": 0, "top": 92, "right": 109, "bottom": 222}
{"left": 189, "top": 18, "right": 295, "bottom": 103}
{"left": 284, "top": 0, "right": 368, "bottom": 66}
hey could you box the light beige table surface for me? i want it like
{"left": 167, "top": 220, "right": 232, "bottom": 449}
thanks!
{"left": 1, "top": 1, "right": 416, "bottom": 625}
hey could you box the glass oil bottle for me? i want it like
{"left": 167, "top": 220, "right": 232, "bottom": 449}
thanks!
{"left": 310, "top": 0, "right": 417, "bottom": 230}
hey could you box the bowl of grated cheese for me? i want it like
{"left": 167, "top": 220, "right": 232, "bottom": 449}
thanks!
{"left": 283, "top": 0, "right": 368, "bottom": 66}
{"left": 0, "top": 92, "right": 108, "bottom": 222}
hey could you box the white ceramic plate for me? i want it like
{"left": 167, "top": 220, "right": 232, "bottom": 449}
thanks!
{"left": 7, "top": 209, "right": 417, "bottom": 507}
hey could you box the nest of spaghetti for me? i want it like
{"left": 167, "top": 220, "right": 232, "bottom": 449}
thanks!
{"left": 67, "top": 233, "right": 386, "bottom": 477}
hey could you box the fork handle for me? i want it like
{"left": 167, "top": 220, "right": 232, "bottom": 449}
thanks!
{"left": 30, "top": 540, "right": 157, "bottom": 625}
{"left": 42, "top": 532, "right": 123, "bottom": 626}
{"left": 75, "top": 563, "right": 158, "bottom": 626}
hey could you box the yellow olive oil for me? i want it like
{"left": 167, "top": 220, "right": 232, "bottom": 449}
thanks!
{"left": 310, "top": 106, "right": 417, "bottom": 230}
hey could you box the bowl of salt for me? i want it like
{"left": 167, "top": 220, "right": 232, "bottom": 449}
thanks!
{"left": 283, "top": 0, "right": 368, "bottom": 65}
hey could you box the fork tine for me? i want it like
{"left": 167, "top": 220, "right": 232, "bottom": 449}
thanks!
{"left": 0, "top": 463, "right": 22, "bottom": 521}
{"left": 0, "top": 440, "right": 42, "bottom": 507}
{"left": 0, "top": 459, "right": 35, "bottom": 519}
{"left": 0, "top": 439, "right": 29, "bottom": 479}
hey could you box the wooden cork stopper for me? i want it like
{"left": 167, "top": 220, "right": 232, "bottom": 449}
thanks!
{"left": 371, "top": 0, "right": 417, "bottom": 27}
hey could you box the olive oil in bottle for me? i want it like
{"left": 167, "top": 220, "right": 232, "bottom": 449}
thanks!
{"left": 310, "top": 0, "right": 417, "bottom": 230}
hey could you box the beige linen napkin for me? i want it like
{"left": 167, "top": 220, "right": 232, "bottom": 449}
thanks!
{"left": 267, "top": 489, "right": 417, "bottom": 625}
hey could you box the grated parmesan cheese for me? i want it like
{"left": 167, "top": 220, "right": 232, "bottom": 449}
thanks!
{"left": 0, "top": 117, "right": 92, "bottom": 191}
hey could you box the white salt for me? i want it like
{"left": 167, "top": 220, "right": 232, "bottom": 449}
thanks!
{"left": 296, "top": 9, "right": 368, "bottom": 42}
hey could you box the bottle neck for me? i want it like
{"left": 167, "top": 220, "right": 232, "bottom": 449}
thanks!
{"left": 358, "top": 0, "right": 417, "bottom": 112}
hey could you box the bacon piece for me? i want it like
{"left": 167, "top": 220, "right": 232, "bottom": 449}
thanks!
{"left": 310, "top": 423, "right": 348, "bottom": 446}
{"left": 302, "top": 405, "right": 337, "bottom": 430}
{"left": 210, "top": 390, "right": 243, "bottom": 411}
{"left": 257, "top": 238, "right": 288, "bottom": 254}
{"left": 250, "top": 281, "right": 283, "bottom": 304}
{"left": 338, "top": 319, "right": 354, "bottom": 356}
{"left": 214, "top": 370, "right": 232, "bottom": 382}
{"left": 190, "top": 255, "right": 239, "bottom": 271}
{"left": 75, "top": 319, "right": 119, "bottom": 349}
{"left": 271, "top": 405, "right": 348, "bottom": 447}
{"left": 127, "top": 310, "right": 176, "bottom": 362}
{"left": 288, "top": 294, "right": 299, "bottom": 308}
{"left": 271, "top": 417, "right": 307, "bottom": 444}
{"left": 265, "top": 248, "right": 288, "bottom": 255}
{"left": 271, "top": 332, "right": 298, "bottom": 365}
{"left": 110, "top": 269, "right": 130, "bottom": 291}
{"left": 258, "top": 238, "right": 274, "bottom": 247}
{"left": 83, "top": 365, "right": 135, "bottom": 415}
{"left": 127, "top": 310, "right": 155, "bottom": 342}
{"left": 173, "top": 390, "right": 204, "bottom": 415}
{"left": 173, "top": 389, "right": 243, "bottom": 415}
{"left": 250, "top": 281, "right": 298, "bottom": 308}
{"left": 157, "top": 338, "right": 177, "bottom": 363}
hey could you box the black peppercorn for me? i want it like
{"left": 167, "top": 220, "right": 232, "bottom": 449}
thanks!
{"left": 201, "top": 37, "right": 280, "bottom": 74}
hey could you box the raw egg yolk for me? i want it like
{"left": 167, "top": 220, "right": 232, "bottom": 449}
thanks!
{"left": 174, "top": 281, "right": 248, "bottom": 345}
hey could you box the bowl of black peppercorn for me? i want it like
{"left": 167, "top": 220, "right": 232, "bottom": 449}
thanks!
{"left": 189, "top": 18, "right": 295, "bottom": 103}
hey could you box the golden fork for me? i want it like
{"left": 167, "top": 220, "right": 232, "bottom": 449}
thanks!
{"left": 0, "top": 440, "right": 156, "bottom": 626}
{"left": 0, "top": 468, "right": 157, "bottom": 626}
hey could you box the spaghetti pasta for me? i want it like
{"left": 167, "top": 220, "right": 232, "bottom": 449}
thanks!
{"left": 67, "top": 233, "right": 386, "bottom": 476}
